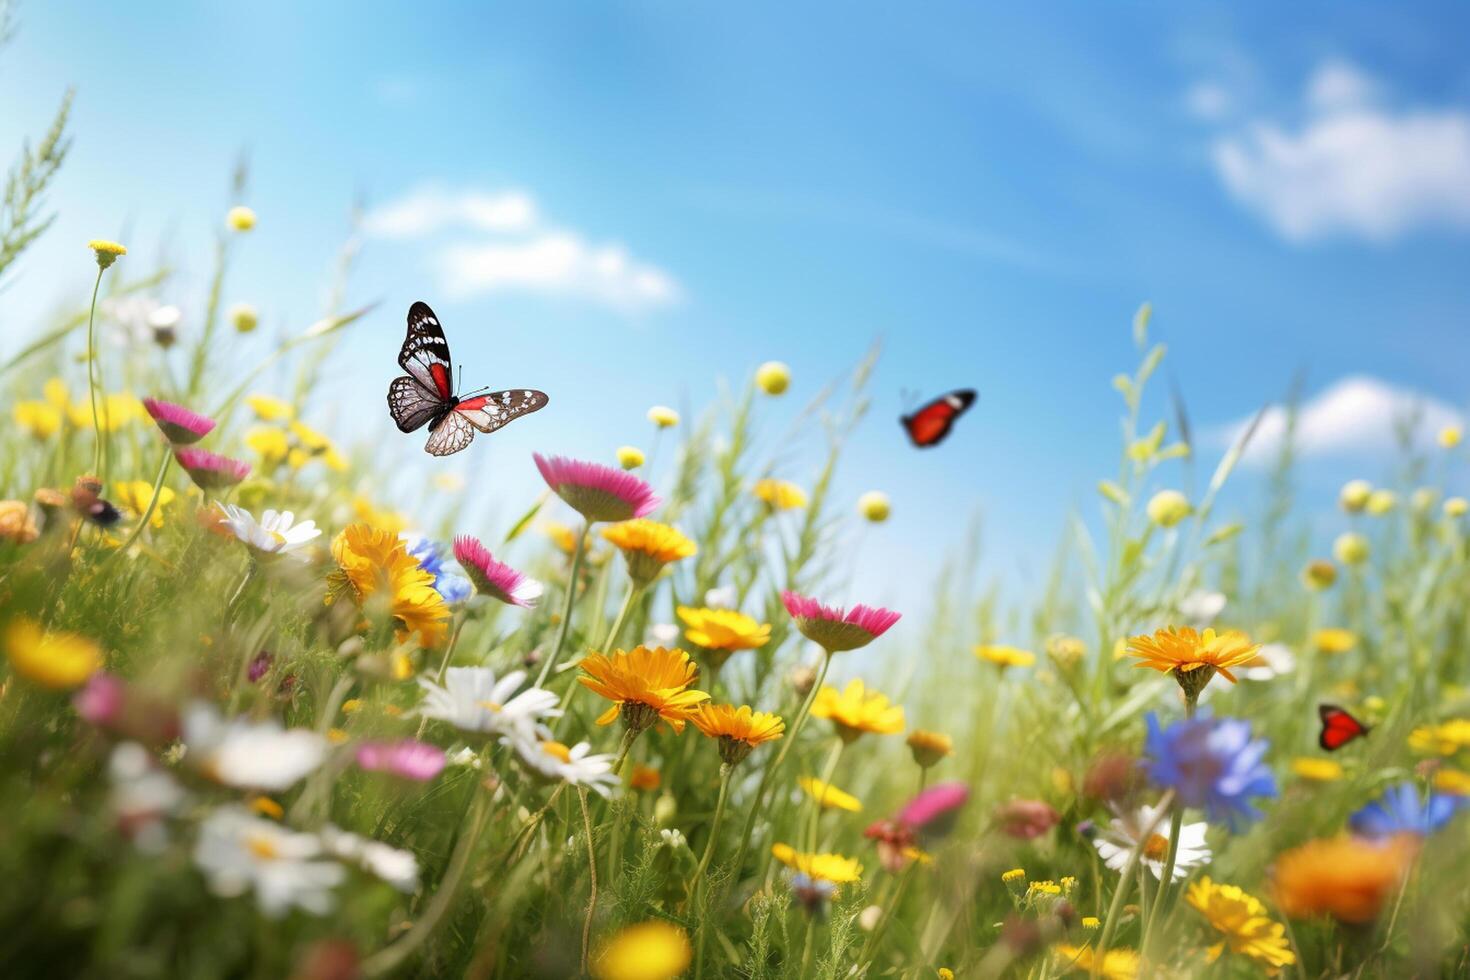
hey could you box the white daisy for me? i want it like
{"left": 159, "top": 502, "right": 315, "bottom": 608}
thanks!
{"left": 319, "top": 825, "right": 420, "bottom": 893}
{"left": 1177, "top": 589, "right": 1227, "bottom": 628}
{"left": 182, "top": 702, "right": 329, "bottom": 791}
{"left": 502, "top": 733, "right": 619, "bottom": 798}
{"left": 109, "top": 742, "right": 187, "bottom": 854}
{"left": 703, "top": 584, "right": 738, "bottom": 610}
{"left": 646, "top": 622, "right": 681, "bottom": 647}
{"left": 220, "top": 505, "right": 321, "bottom": 562}
{"left": 193, "top": 806, "right": 346, "bottom": 917}
{"left": 415, "top": 667, "right": 559, "bottom": 739}
{"left": 1092, "top": 802, "right": 1211, "bottom": 881}
{"left": 1242, "top": 642, "right": 1296, "bottom": 681}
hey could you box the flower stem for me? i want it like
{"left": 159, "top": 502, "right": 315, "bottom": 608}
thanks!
{"left": 691, "top": 763, "right": 734, "bottom": 980}
{"left": 534, "top": 520, "right": 588, "bottom": 689}
{"left": 578, "top": 787, "right": 598, "bottom": 974}
{"left": 806, "top": 736, "right": 844, "bottom": 852}
{"left": 1141, "top": 694, "right": 1197, "bottom": 952}
{"left": 84, "top": 267, "right": 105, "bottom": 481}
{"left": 1093, "top": 790, "right": 1173, "bottom": 979}
{"left": 603, "top": 581, "right": 640, "bottom": 651}
{"left": 105, "top": 449, "right": 173, "bottom": 561}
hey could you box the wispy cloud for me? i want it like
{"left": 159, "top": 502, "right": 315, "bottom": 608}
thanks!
{"left": 1210, "top": 375, "right": 1462, "bottom": 465}
{"left": 365, "top": 184, "right": 680, "bottom": 313}
{"left": 1202, "top": 60, "right": 1470, "bottom": 242}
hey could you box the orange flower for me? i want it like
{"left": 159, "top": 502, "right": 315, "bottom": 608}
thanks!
{"left": 1126, "top": 626, "right": 1259, "bottom": 697}
{"left": 578, "top": 646, "right": 710, "bottom": 734}
{"left": 1271, "top": 835, "right": 1416, "bottom": 924}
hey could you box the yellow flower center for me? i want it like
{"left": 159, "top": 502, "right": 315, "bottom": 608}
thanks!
{"left": 1144, "top": 833, "right": 1170, "bottom": 860}
{"left": 478, "top": 700, "right": 504, "bottom": 713}
{"left": 245, "top": 833, "right": 281, "bottom": 861}
{"left": 540, "top": 741, "right": 573, "bottom": 764}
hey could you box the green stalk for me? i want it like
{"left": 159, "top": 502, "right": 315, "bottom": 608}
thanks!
{"left": 805, "top": 736, "right": 845, "bottom": 852}
{"left": 690, "top": 763, "right": 736, "bottom": 980}
{"left": 534, "top": 521, "right": 588, "bottom": 689}
{"left": 84, "top": 267, "right": 105, "bottom": 479}
{"left": 104, "top": 448, "right": 173, "bottom": 561}
{"left": 1094, "top": 790, "right": 1173, "bottom": 978}
{"left": 1141, "top": 695, "right": 1196, "bottom": 951}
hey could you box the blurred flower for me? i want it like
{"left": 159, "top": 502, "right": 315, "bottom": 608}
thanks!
{"left": 591, "top": 920, "right": 691, "bottom": 980}
{"left": 89, "top": 239, "right": 127, "bottom": 268}
{"left": 1340, "top": 479, "right": 1373, "bottom": 513}
{"left": 753, "top": 478, "right": 807, "bottom": 511}
{"left": 1046, "top": 634, "right": 1087, "bottom": 669}
{"left": 578, "top": 646, "right": 710, "bottom": 735}
{"left": 1433, "top": 768, "right": 1470, "bottom": 795}
{"left": 0, "top": 500, "right": 39, "bottom": 544}
{"left": 755, "top": 360, "right": 791, "bottom": 395}
{"left": 5, "top": 618, "right": 100, "bottom": 689}
{"left": 629, "top": 765, "right": 661, "bottom": 791}
{"left": 70, "top": 392, "right": 144, "bottom": 432}
{"left": 1082, "top": 750, "right": 1144, "bottom": 804}
{"left": 1052, "top": 944, "right": 1139, "bottom": 979}
{"left": 247, "top": 394, "right": 295, "bottom": 422}
{"left": 789, "top": 871, "right": 839, "bottom": 914}
{"left": 862, "top": 818, "right": 917, "bottom": 873}
{"left": 1445, "top": 497, "right": 1469, "bottom": 518}
{"left": 783, "top": 590, "right": 900, "bottom": 653}
{"left": 330, "top": 523, "right": 449, "bottom": 647}
{"left": 286, "top": 421, "right": 348, "bottom": 471}
{"left": 1271, "top": 835, "right": 1415, "bottom": 924}
{"left": 857, "top": 490, "right": 890, "bottom": 523}
{"left": 1301, "top": 560, "right": 1337, "bottom": 590}
{"left": 1186, "top": 877, "right": 1295, "bottom": 974}
{"left": 994, "top": 799, "right": 1060, "bottom": 840}
{"left": 13, "top": 400, "right": 61, "bottom": 440}
{"left": 221, "top": 505, "right": 320, "bottom": 562}
{"left": 689, "top": 703, "right": 784, "bottom": 766}
{"left": 114, "top": 481, "right": 175, "bottom": 529}
{"left": 175, "top": 447, "right": 251, "bottom": 490}
{"left": 898, "top": 781, "right": 970, "bottom": 836}
{"left": 1350, "top": 782, "right": 1466, "bottom": 839}
{"left": 677, "top": 606, "right": 769, "bottom": 664}
{"left": 770, "top": 843, "right": 863, "bottom": 887}
{"left": 703, "top": 584, "right": 737, "bottom": 609}
{"left": 1411, "top": 487, "right": 1439, "bottom": 512}
{"left": 812, "top": 679, "right": 905, "bottom": 741}
{"left": 1143, "top": 712, "right": 1277, "bottom": 827}
{"left": 229, "top": 302, "right": 259, "bottom": 334}
{"left": 1177, "top": 589, "right": 1227, "bottom": 627}
{"left": 646, "top": 405, "right": 679, "bottom": 429}
{"left": 1364, "top": 489, "right": 1396, "bottom": 516}
{"left": 1241, "top": 643, "right": 1296, "bottom": 682}
{"left": 227, "top": 205, "right": 257, "bottom": 231}
{"left": 194, "top": 805, "right": 344, "bottom": 917}
{"left": 109, "top": 742, "right": 186, "bottom": 853}
{"left": 318, "top": 825, "right": 419, "bottom": 892}
{"left": 604, "top": 520, "right": 696, "bottom": 585}
{"left": 504, "top": 735, "right": 619, "bottom": 797}
{"left": 433, "top": 472, "right": 466, "bottom": 494}
{"left": 450, "top": 534, "right": 541, "bottom": 607}
{"left": 609, "top": 444, "right": 646, "bottom": 470}
{"left": 1291, "top": 758, "right": 1343, "bottom": 782}
{"left": 540, "top": 519, "right": 581, "bottom": 555}
{"left": 907, "top": 730, "right": 953, "bottom": 768}
{"left": 1093, "top": 802, "right": 1210, "bottom": 880}
{"left": 183, "top": 703, "right": 327, "bottom": 791}
{"left": 142, "top": 397, "right": 215, "bottom": 444}
{"left": 404, "top": 535, "right": 472, "bottom": 604}
{"left": 416, "top": 667, "right": 559, "bottom": 739}
{"left": 247, "top": 651, "right": 273, "bottom": 683}
{"left": 1441, "top": 425, "right": 1464, "bottom": 448}
{"left": 1146, "top": 489, "right": 1190, "bottom": 527}
{"left": 147, "top": 304, "right": 181, "bottom": 347}
{"left": 799, "top": 776, "right": 861, "bottom": 812}
{"left": 1312, "top": 628, "right": 1357, "bottom": 655}
{"left": 1333, "top": 533, "right": 1370, "bottom": 569}
{"left": 1409, "top": 719, "right": 1470, "bottom": 756}
{"left": 535, "top": 453, "right": 660, "bottom": 523}
{"left": 245, "top": 429, "right": 289, "bottom": 466}
{"left": 1127, "top": 627, "right": 1259, "bottom": 698}
{"left": 355, "top": 739, "right": 446, "bottom": 782}
{"left": 974, "top": 644, "right": 1036, "bottom": 669}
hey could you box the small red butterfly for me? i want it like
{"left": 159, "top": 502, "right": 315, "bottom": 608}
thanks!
{"left": 1318, "top": 703, "right": 1371, "bottom": 751}
{"left": 901, "top": 389, "right": 977, "bottom": 448}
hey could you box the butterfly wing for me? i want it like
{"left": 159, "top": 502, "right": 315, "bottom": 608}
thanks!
{"left": 902, "top": 389, "right": 977, "bottom": 448}
{"left": 1318, "top": 704, "right": 1370, "bottom": 751}
{"left": 424, "top": 410, "right": 476, "bottom": 457}
{"left": 388, "top": 376, "right": 447, "bottom": 433}
{"left": 399, "top": 302, "right": 455, "bottom": 400}
{"left": 454, "top": 389, "right": 550, "bottom": 433}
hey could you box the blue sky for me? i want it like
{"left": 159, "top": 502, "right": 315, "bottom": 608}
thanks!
{"left": 4, "top": 2, "right": 1470, "bottom": 617}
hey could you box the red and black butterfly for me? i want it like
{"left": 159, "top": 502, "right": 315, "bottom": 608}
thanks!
{"left": 901, "top": 389, "right": 977, "bottom": 448}
{"left": 386, "top": 302, "right": 548, "bottom": 457}
{"left": 1318, "top": 704, "right": 1371, "bottom": 751}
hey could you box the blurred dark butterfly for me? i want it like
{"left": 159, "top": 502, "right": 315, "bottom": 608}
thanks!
{"left": 71, "top": 476, "right": 121, "bottom": 527}
{"left": 1318, "top": 704, "right": 1370, "bottom": 751}
{"left": 901, "top": 389, "right": 976, "bottom": 448}
{"left": 386, "top": 301, "right": 549, "bottom": 457}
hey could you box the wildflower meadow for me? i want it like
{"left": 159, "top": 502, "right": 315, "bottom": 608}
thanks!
{"left": 5, "top": 8, "right": 1470, "bottom": 980}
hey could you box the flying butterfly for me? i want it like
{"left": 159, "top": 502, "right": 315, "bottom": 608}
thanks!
{"left": 386, "top": 302, "right": 549, "bottom": 457}
{"left": 1318, "top": 704, "right": 1371, "bottom": 751}
{"left": 901, "top": 389, "right": 977, "bottom": 448}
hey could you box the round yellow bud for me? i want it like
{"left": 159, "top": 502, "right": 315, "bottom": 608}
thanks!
{"left": 857, "top": 490, "right": 890, "bottom": 523}
{"left": 1440, "top": 425, "right": 1463, "bottom": 449}
{"left": 229, "top": 303, "right": 259, "bottom": 334}
{"left": 88, "top": 239, "right": 127, "bottom": 270}
{"left": 1301, "top": 559, "right": 1338, "bottom": 591}
{"left": 616, "top": 445, "right": 645, "bottom": 470}
{"left": 227, "top": 206, "right": 257, "bottom": 232}
{"left": 1445, "top": 496, "right": 1469, "bottom": 518}
{"left": 1339, "top": 479, "right": 1372, "bottom": 513}
{"left": 755, "top": 360, "right": 791, "bottom": 395}
{"left": 1411, "top": 487, "right": 1439, "bottom": 513}
{"left": 1333, "top": 531, "right": 1370, "bottom": 566}
{"left": 647, "top": 405, "right": 679, "bottom": 429}
{"left": 1365, "top": 489, "right": 1396, "bottom": 516}
{"left": 1146, "top": 489, "right": 1190, "bottom": 528}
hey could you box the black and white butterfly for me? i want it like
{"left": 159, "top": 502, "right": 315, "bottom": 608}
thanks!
{"left": 386, "top": 301, "right": 549, "bottom": 456}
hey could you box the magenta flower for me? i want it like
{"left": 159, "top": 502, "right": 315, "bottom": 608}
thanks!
{"left": 142, "top": 397, "right": 216, "bottom": 445}
{"left": 533, "top": 453, "right": 660, "bottom": 523}
{"left": 247, "top": 651, "right": 273, "bottom": 683}
{"left": 781, "top": 590, "right": 901, "bottom": 653}
{"left": 355, "top": 739, "right": 447, "bottom": 782}
{"left": 175, "top": 448, "right": 250, "bottom": 489}
{"left": 899, "top": 781, "right": 970, "bottom": 833}
{"left": 74, "top": 672, "right": 126, "bottom": 726}
{"left": 453, "top": 535, "right": 543, "bottom": 607}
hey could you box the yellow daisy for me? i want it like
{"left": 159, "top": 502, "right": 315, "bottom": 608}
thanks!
{"left": 578, "top": 646, "right": 710, "bottom": 734}
{"left": 770, "top": 843, "right": 863, "bottom": 885}
{"left": 676, "top": 606, "right": 770, "bottom": 666}
{"left": 1052, "top": 944, "right": 1139, "bottom": 979}
{"left": 114, "top": 481, "right": 175, "bottom": 529}
{"left": 602, "top": 519, "right": 696, "bottom": 585}
{"left": 1186, "top": 877, "right": 1296, "bottom": 974}
{"left": 799, "top": 776, "right": 862, "bottom": 812}
{"left": 1312, "top": 628, "right": 1357, "bottom": 655}
{"left": 1409, "top": 719, "right": 1470, "bottom": 756}
{"left": 1126, "top": 626, "right": 1259, "bottom": 698}
{"left": 690, "top": 703, "right": 784, "bottom": 765}
{"left": 5, "top": 618, "right": 102, "bottom": 690}
{"left": 592, "top": 920, "right": 691, "bottom": 980}
{"left": 329, "top": 523, "right": 449, "bottom": 648}
{"left": 811, "top": 679, "right": 905, "bottom": 741}
{"left": 974, "top": 644, "right": 1036, "bottom": 669}
{"left": 753, "top": 478, "right": 807, "bottom": 511}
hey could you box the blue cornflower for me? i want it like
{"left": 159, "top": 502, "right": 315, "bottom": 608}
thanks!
{"left": 1143, "top": 712, "right": 1277, "bottom": 828}
{"left": 405, "top": 535, "right": 472, "bottom": 605}
{"left": 1350, "top": 782, "right": 1466, "bottom": 839}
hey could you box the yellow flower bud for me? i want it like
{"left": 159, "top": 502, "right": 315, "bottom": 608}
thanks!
{"left": 1440, "top": 425, "right": 1463, "bottom": 449}
{"left": 1339, "top": 479, "right": 1372, "bottom": 513}
{"left": 1333, "top": 531, "right": 1370, "bottom": 566}
{"left": 1411, "top": 487, "right": 1439, "bottom": 513}
{"left": 1146, "top": 489, "right": 1190, "bottom": 528}
{"left": 1301, "top": 559, "right": 1337, "bottom": 591}
{"left": 616, "top": 445, "right": 645, "bottom": 470}
{"left": 857, "top": 490, "right": 890, "bottom": 523}
{"left": 1445, "top": 496, "right": 1469, "bottom": 518}
{"left": 227, "top": 206, "right": 257, "bottom": 232}
{"left": 1365, "top": 489, "right": 1396, "bottom": 516}
{"left": 647, "top": 405, "right": 679, "bottom": 429}
{"left": 88, "top": 239, "right": 127, "bottom": 269}
{"left": 230, "top": 303, "right": 259, "bottom": 334}
{"left": 755, "top": 360, "right": 791, "bottom": 395}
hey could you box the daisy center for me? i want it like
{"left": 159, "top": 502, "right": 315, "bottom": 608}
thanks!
{"left": 1143, "top": 833, "right": 1170, "bottom": 860}
{"left": 477, "top": 700, "right": 504, "bottom": 713}
{"left": 245, "top": 833, "right": 281, "bottom": 861}
{"left": 540, "top": 741, "right": 573, "bottom": 764}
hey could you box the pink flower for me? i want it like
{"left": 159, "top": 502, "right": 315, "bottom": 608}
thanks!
{"left": 74, "top": 672, "right": 126, "bottom": 726}
{"left": 994, "top": 798, "right": 1061, "bottom": 840}
{"left": 247, "top": 651, "right": 273, "bottom": 683}
{"left": 898, "top": 781, "right": 970, "bottom": 833}
{"left": 355, "top": 739, "right": 447, "bottom": 782}
{"left": 453, "top": 535, "right": 543, "bottom": 607}
{"left": 142, "top": 397, "right": 216, "bottom": 445}
{"left": 863, "top": 818, "right": 917, "bottom": 873}
{"left": 175, "top": 448, "right": 250, "bottom": 489}
{"left": 781, "top": 590, "right": 901, "bottom": 653}
{"left": 533, "top": 453, "right": 659, "bottom": 523}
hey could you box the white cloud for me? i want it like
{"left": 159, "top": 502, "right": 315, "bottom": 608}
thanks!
{"left": 1205, "top": 61, "right": 1470, "bottom": 241}
{"left": 1213, "top": 375, "right": 1463, "bottom": 465}
{"left": 1184, "top": 81, "right": 1232, "bottom": 121}
{"left": 365, "top": 184, "right": 679, "bottom": 312}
